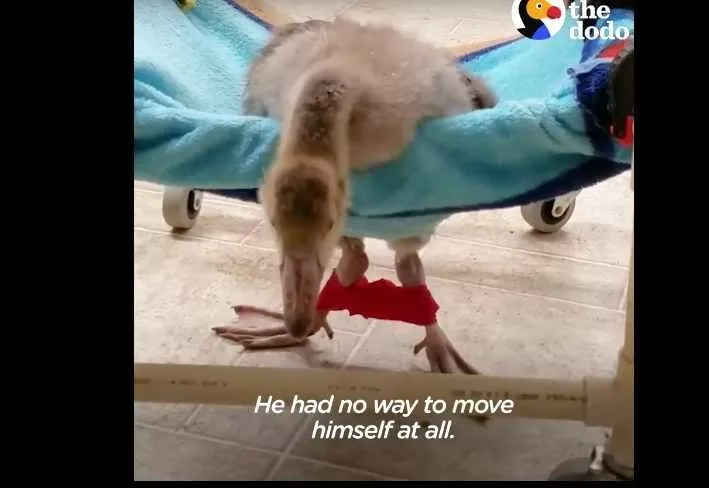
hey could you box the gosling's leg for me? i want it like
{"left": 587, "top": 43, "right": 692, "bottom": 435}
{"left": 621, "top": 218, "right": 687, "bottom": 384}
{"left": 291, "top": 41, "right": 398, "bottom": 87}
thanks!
{"left": 390, "top": 237, "right": 481, "bottom": 375}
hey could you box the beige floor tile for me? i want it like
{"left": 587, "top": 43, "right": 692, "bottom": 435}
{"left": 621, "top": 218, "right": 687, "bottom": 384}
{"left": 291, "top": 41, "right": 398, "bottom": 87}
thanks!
{"left": 292, "top": 275, "right": 620, "bottom": 480}
{"left": 441, "top": 10, "right": 520, "bottom": 46}
{"left": 338, "top": 3, "right": 459, "bottom": 46}
{"left": 176, "top": 315, "right": 364, "bottom": 455}
{"left": 292, "top": 412, "right": 605, "bottom": 480}
{"left": 140, "top": 221, "right": 370, "bottom": 334}
{"left": 134, "top": 230, "right": 282, "bottom": 364}
{"left": 244, "top": 226, "right": 397, "bottom": 271}
{"left": 241, "top": 220, "right": 277, "bottom": 249}
{"left": 271, "top": 457, "right": 392, "bottom": 481}
{"left": 264, "top": 0, "right": 517, "bottom": 48}
{"left": 435, "top": 208, "right": 632, "bottom": 269}
{"left": 619, "top": 278, "right": 629, "bottom": 310}
{"left": 428, "top": 275, "right": 624, "bottom": 378}
{"left": 347, "top": 270, "right": 623, "bottom": 379}
{"left": 422, "top": 237, "right": 627, "bottom": 309}
{"left": 361, "top": 238, "right": 401, "bottom": 269}
{"left": 134, "top": 180, "right": 164, "bottom": 192}
{"left": 575, "top": 172, "right": 633, "bottom": 225}
{"left": 202, "top": 191, "right": 263, "bottom": 211}
{"left": 134, "top": 425, "right": 278, "bottom": 481}
{"left": 134, "top": 226, "right": 246, "bottom": 430}
{"left": 134, "top": 188, "right": 263, "bottom": 242}
{"left": 436, "top": 174, "right": 633, "bottom": 267}
{"left": 343, "top": 0, "right": 491, "bottom": 24}
{"left": 268, "top": 0, "right": 514, "bottom": 26}
{"left": 185, "top": 405, "right": 306, "bottom": 451}
{"left": 173, "top": 312, "right": 363, "bottom": 455}
{"left": 134, "top": 403, "right": 198, "bottom": 430}
{"left": 265, "top": 0, "right": 357, "bottom": 21}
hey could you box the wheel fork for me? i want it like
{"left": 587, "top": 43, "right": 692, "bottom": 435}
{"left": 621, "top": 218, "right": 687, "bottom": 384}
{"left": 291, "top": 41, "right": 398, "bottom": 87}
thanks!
{"left": 551, "top": 190, "right": 581, "bottom": 218}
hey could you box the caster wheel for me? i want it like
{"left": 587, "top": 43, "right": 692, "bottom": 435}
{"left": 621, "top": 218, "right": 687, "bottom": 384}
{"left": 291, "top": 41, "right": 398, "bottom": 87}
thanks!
{"left": 548, "top": 445, "right": 630, "bottom": 481}
{"left": 162, "top": 188, "right": 203, "bottom": 230}
{"left": 521, "top": 197, "right": 576, "bottom": 233}
{"left": 548, "top": 457, "right": 618, "bottom": 481}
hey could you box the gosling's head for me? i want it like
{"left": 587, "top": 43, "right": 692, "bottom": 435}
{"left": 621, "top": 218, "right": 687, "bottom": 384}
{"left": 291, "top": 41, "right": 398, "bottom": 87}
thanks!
{"left": 260, "top": 155, "right": 348, "bottom": 338}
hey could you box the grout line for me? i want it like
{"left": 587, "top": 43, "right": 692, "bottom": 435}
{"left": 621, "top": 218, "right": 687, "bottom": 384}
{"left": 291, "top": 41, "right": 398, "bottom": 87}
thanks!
{"left": 230, "top": 347, "right": 250, "bottom": 367}
{"left": 263, "top": 318, "right": 381, "bottom": 480}
{"left": 176, "top": 327, "right": 265, "bottom": 432}
{"left": 136, "top": 186, "right": 628, "bottom": 270}
{"left": 135, "top": 420, "right": 400, "bottom": 480}
{"left": 134, "top": 226, "right": 624, "bottom": 314}
{"left": 238, "top": 220, "right": 265, "bottom": 245}
{"left": 167, "top": 310, "right": 372, "bottom": 478}
{"left": 618, "top": 277, "right": 629, "bottom": 311}
{"left": 340, "top": 319, "right": 380, "bottom": 369}
{"left": 137, "top": 334, "right": 393, "bottom": 480}
{"left": 181, "top": 405, "right": 204, "bottom": 429}
{"left": 239, "top": 241, "right": 277, "bottom": 253}
{"left": 284, "top": 453, "right": 404, "bottom": 481}
{"left": 334, "top": 0, "right": 361, "bottom": 17}
{"left": 178, "top": 353, "right": 252, "bottom": 432}
{"left": 447, "top": 18, "right": 464, "bottom": 35}
{"left": 134, "top": 226, "right": 255, "bottom": 248}
{"left": 364, "top": 260, "right": 624, "bottom": 314}
{"left": 136, "top": 420, "right": 284, "bottom": 455}
{"left": 416, "top": 269, "right": 626, "bottom": 315}
{"left": 435, "top": 234, "right": 629, "bottom": 270}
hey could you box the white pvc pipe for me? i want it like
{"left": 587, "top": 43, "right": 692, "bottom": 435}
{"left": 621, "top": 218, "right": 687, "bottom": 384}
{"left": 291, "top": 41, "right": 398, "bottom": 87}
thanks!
{"left": 134, "top": 363, "right": 617, "bottom": 426}
{"left": 605, "top": 146, "right": 634, "bottom": 472}
{"left": 606, "top": 244, "right": 633, "bottom": 470}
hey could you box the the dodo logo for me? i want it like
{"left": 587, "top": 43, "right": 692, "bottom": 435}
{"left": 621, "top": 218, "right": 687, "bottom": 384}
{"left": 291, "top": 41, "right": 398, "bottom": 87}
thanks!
{"left": 511, "top": 0, "right": 566, "bottom": 40}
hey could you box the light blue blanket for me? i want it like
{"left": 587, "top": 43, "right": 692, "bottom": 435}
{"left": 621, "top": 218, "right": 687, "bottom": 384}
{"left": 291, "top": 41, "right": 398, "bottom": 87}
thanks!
{"left": 134, "top": 0, "right": 633, "bottom": 240}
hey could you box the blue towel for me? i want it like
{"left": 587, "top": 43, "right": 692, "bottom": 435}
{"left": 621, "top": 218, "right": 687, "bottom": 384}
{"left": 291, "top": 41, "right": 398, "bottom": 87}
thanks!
{"left": 134, "top": 0, "right": 633, "bottom": 241}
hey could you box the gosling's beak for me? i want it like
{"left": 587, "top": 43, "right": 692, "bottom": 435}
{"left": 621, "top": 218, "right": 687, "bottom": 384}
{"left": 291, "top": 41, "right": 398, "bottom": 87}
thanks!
{"left": 281, "top": 253, "right": 325, "bottom": 339}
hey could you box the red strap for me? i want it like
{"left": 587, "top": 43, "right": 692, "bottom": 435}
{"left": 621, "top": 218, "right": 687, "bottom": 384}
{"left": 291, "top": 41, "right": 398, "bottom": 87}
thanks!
{"left": 610, "top": 115, "right": 634, "bottom": 147}
{"left": 316, "top": 271, "right": 438, "bottom": 326}
{"left": 597, "top": 39, "right": 630, "bottom": 61}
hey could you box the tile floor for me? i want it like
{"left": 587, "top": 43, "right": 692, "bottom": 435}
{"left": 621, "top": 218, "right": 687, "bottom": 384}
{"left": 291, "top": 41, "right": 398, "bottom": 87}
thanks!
{"left": 134, "top": 0, "right": 633, "bottom": 481}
